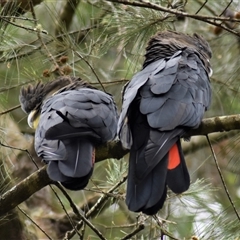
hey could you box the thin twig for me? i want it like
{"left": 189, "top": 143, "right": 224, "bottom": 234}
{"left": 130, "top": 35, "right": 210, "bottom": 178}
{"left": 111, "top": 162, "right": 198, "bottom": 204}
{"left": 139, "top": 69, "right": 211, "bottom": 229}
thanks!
{"left": 219, "top": 0, "right": 233, "bottom": 17}
{"left": 0, "top": 80, "right": 33, "bottom": 93}
{"left": 54, "top": 182, "right": 83, "bottom": 218}
{"left": 29, "top": 0, "right": 62, "bottom": 75}
{"left": 49, "top": 184, "right": 82, "bottom": 238}
{"left": 195, "top": 0, "right": 218, "bottom": 16}
{"left": 0, "top": 141, "right": 39, "bottom": 169}
{"left": 0, "top": 16, "right": 37, "bottom": 21}
{"left": 85, "top": 175, "right": 127, "bottom": 218}
{"left": 107, "top": 0, "right": 240, "bottom": 22}
{"left": 71, "top": 210, "right": 107, "bottom": 240}
{"left": 60, "top": 184, "right": 107, "bottom": 240}
{"left": 84, "top": 188, "right": 123, "bottom": 199}
{"left": 153, "top": 216, "right": 180, "bottom": 240}
{"left": 55, "top": 173, "right": 124, "bottom": 240}
{"left": 17, "top": 206, "right": 53, "bottom": 240}
{"left": 206, "top": 135, "right": 240, "bottom": 221}
{"left": 89, "top": 79, "right": 128, "bottom": 86}
{"left": 195, "top": 0, "right": 208, "bottom": 14}
{"left": 120, "top": 224, "right": 145, "bottom": 240}
{"left": 0, "top": 104, "right": 21, "bottom": 116}
{"left": 98, "top": 222, "right": 138, "bottom": 229}
{"left": 105, "top": 0, "right": 240, "bottom": 37}
{"left": 73, "top": 51, "right": 106, "bottom": 92}
{"left": 0, "top": 26, "right": 97, "bottom": 63}
{"left": 64, "top": 175, "right": 127, "bottom": 239}
{"left": 0, "top": 17, "right": 48, "bottom": 34}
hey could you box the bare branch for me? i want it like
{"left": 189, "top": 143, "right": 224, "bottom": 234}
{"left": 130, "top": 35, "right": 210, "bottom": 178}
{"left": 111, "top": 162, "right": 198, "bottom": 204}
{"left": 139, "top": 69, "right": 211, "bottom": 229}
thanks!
{"left": 0, "top": 16, "right": 48, "bottom": 34}
{"left": 195, "top": 0, "right": 209, "bottom": 14}
{"left": 0, "top": 167, "right": 52, "bottom": 216}
{"left": 105, "top": 0, "right": 240, "bottom": 37}
{"left": 187, "top": 114, "right": 240, "bottom": 136}
{"left": 0, "top": 104, "right": 21, "bottom": 116}
{"left": 120, "top": 224, "right": 145, "bottom": 240}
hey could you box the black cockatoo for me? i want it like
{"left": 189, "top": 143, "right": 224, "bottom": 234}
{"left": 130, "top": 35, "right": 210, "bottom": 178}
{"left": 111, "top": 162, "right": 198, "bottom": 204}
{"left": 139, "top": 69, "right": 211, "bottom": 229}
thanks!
{"left": 20, "top": 76, "right": 118, "bottom": 190}
{"left": 118, "top": 31, "right": 212, "bottom": 215}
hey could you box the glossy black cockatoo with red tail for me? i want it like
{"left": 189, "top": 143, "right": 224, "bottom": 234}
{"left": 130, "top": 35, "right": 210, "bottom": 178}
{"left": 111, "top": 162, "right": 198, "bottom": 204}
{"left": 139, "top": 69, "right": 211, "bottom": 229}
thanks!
{"left": 118, "top": 31, "right": 212, "bottom": 215}
{"left": 20, "top": 76, "right": 118, "bottom": 190}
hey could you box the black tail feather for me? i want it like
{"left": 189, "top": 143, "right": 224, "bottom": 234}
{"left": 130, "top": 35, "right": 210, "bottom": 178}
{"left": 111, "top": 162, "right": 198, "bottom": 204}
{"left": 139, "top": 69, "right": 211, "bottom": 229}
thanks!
{"left": 141, "top": 187, "right": 167, "bottom": 215}
{"left": 126, "top": 150, "right": 168, "bottom": 215}
{"left": 61, "top": 168, "right": 93, "bottom": 190}
{"left": 167, "top": 140, "right": 190, "bottom": 193}
{"left": 46, "top": 123, "right": 97, "bottom": 190}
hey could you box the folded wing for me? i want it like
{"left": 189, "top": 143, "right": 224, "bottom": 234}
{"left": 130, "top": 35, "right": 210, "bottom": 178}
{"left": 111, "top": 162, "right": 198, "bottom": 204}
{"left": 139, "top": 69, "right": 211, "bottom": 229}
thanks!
{"left": 35, "top": 88, "right": 118, "bottom": 190}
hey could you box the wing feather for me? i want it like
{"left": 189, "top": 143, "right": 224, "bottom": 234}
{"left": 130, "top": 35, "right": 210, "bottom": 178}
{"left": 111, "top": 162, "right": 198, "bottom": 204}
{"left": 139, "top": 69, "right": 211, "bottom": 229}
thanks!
{"left": 35, "top": 87, "right": 118, "bottom": 190}
{"left": 118, "top": 46, "right": 211, "bottom": 214}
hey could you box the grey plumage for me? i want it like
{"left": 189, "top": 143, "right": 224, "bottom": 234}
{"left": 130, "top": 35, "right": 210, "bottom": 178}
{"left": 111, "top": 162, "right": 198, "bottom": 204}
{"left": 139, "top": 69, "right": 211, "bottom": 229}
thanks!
{"left": 118, "top": 31, "right": 212, "bottom": 215}
{"left": 19, "top": 77, "right": 77, "bottom": 115}
{"left": 20, "top": 76, "right": 118, "bottom": 190}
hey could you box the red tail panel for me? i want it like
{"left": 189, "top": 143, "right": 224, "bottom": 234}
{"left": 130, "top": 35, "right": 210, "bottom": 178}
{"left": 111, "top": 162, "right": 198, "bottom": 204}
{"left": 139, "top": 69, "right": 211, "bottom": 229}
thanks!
{"left": 168, "top": 143, "right": 180, "bottom": 170}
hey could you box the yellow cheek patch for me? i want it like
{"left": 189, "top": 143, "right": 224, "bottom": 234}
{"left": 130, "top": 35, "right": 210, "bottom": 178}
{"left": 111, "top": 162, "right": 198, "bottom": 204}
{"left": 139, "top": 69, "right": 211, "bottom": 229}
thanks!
{"left": 32, "top": 116, "right": 40, "bottom": 129}
{"left": 27, "top": 110, "right": 40, "bottom": 129}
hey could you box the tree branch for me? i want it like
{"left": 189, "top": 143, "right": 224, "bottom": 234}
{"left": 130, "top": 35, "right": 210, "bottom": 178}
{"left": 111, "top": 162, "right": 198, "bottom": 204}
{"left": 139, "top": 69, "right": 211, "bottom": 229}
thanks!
{"left": 1, "top": 114, "right": 240, "bottom": 216}
{"left": 187, "top": 114, "right": 240, "bottom": 136}
{"left": 105, "top": 0, "right": 240, "bottom": 37}
{"left": 0, "top": 167, "right": 52, "bottom": 216}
